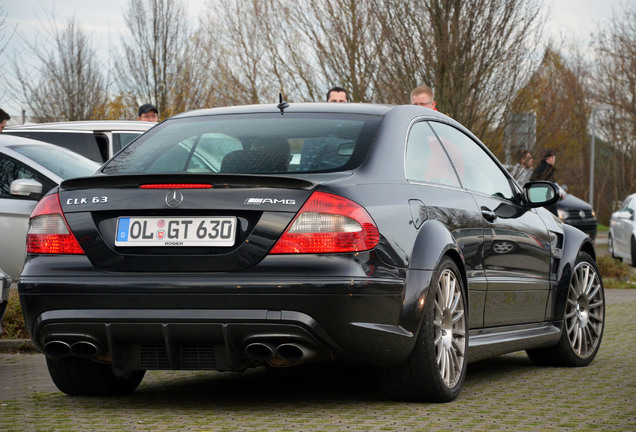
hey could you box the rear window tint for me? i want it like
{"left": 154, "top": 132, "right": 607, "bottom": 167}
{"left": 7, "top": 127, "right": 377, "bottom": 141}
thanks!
{"left": 9, "top": 144, "right": 101, "bottom": 179}
{"left": 113, "top": 132, "right": 143, "bottom": 153}
{"left": 4, "top": 131, "right": 103, "bottom": 162}
{"left": 102, "top": 113, "right": 382, "bottom": 175}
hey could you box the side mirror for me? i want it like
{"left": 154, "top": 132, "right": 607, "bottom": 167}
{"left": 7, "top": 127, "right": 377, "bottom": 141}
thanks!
{"left": 10, "top": 178, "right": 43, "bottom": 199}
{"left": 523, "top": 181, "right": 561, "bottom": 208}
{"left": 614, "top": 210, "right": 634, "bottom": 221}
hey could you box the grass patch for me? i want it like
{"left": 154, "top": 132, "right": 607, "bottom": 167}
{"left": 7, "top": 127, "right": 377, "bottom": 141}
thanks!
{"left": 1, "top": 287, "right": 29, "bottom": 339}
{"left": 597, "top": 255, "right": 633, "bottom": 279}
{"left": 597, "top": 255, "right": 636, "bottom": 289}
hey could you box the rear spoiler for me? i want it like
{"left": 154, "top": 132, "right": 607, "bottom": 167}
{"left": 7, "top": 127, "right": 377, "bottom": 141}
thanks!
{"left": 60, "top": 173, "right": 318, "bottom": 192}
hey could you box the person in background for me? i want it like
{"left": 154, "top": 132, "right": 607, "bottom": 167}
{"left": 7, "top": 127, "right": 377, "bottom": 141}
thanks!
{"left": 530, "top": 149, "right": 557, "bottom": 182}
{"left": 326, "top": 86, "right": 349, "bottom": 103}
{"left": 509, "top": 149, "right": 534, "bottom": 185}
{"left": 410, "top": 85, "right": 437, "bottom": 111}
{"left": 0, "top": 108, "right": 10, "bottom": 132}
{"left": 138, "top": 104, "right": 159, "bottom": 122}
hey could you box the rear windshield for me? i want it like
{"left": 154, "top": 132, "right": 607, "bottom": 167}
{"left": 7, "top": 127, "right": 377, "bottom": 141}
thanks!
{"left": 10, "top": 144, "right": 101, "bottom": 179}
{"left": 102, "top": 113, "right": 382, "bottom": 175}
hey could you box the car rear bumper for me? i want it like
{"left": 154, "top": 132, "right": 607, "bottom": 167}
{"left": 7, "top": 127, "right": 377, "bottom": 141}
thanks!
{"left": 19, "top": 267, "right": 422, "bottom": 371}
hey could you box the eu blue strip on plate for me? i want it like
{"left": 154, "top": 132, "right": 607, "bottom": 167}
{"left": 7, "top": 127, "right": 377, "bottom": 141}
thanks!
{"left": 117, "top": 218, "right": 130, "bottom": 242}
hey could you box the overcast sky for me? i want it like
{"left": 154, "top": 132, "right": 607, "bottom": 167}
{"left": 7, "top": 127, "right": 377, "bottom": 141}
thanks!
{"left": 1, "top": 0, "right": 629, "bottom": 118}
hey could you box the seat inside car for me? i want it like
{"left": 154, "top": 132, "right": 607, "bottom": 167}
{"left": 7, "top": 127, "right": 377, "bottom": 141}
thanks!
{"left": 221, "top": 138, "right": 290, "bottom": 173}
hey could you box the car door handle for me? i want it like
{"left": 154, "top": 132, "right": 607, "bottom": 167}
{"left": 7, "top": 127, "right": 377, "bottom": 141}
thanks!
{"left": 481, "top": 207, "right": 497, "bottom": 222}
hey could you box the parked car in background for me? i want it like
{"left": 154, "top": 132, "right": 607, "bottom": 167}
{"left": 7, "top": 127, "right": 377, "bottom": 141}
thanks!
{"left": 3, "top": 121, "right": 155, "bottom": 163}
{"left": 18, "top": 103, "right": 604, "bottom": 402}
{"left": 556, "top": 191, "right": 597, "bottom": 240}
{"left": 0, "top": 134, "right": 101, "bottom": 281}
{"left": 0, "top": 269, "right": 10, "bottom": 336}
{"left": 609, "top": 193, "right": 636, "bottom": 266}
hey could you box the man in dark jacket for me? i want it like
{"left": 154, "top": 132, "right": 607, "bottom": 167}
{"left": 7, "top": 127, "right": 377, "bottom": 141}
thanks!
{"left": 530, "top": 149, "right": 556, "bottom": 182}
{"left": 0, "top": 108, "right": 10, "bottom": 133}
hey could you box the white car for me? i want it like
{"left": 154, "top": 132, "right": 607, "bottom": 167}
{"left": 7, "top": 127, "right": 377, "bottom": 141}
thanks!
{"left": 609, "top": 193, "right": 636, "bottom": 266}
{"left": 0, "top": 269, "right": 10, "bottom": 335}
{"left": 0, "top": 134, "right": 101, "bottom": 280}
{"left": 3, "top": 121, "right": 154, "bottom": 163}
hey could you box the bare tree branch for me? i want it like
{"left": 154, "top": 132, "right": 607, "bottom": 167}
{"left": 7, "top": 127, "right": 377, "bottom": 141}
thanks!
{"left": 12, "top": 14, "right": 107, "bottom": 122}
{"left": 117, "top": 0, "right": 190, "bottom": 117}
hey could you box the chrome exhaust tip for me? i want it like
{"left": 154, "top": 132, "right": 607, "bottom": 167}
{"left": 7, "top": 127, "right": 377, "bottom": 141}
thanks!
{"left": 44, "top": 340, "right": 71, "bottom": 358}
{"left": 245, "top": 342, "right": 276, "bottom": 361}
{"left": 70, "top": 341, "right": 101, "bottom": 359}
{"left": 276, "top": 343, "right": 314, "bottom": 364}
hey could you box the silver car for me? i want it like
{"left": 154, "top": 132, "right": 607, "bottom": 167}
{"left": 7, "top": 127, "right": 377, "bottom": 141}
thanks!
{"left": 609, "top": 193, "right": 636, "bottom": 266}
{"left": 0, "top": 134, "right": 101, "bottom": 281}
{"left": 3, "top": 121, "right": 154, "bottom": 163}
{"left": 0, "top": 268, "right": 10, "bottom": 335}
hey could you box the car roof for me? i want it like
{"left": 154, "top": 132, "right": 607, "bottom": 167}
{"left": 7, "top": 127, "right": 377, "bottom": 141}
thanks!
{"left": 0, "top": 134, "right": 67, "bottom": 182}
{"left": 0, "top": 133, "right": 58, "bottom": 147}
{"left": 170, "top": 103, "right": 464, "bottom": 136}
{"left": 172, "top": 102, "right": 404, "bottom": 119}
{"left": 4, "top": 120, "right": 154, "bottom": 133}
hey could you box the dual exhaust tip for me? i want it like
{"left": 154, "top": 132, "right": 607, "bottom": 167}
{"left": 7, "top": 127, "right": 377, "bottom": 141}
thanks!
{"left": 45, "top": 339, "right": 314, "bottom": 364}
{"left": 44, "top": 340, "right": 102, "bottom": 359}
{"left": 245, "top": 341, "right": 315, "bottom": 366}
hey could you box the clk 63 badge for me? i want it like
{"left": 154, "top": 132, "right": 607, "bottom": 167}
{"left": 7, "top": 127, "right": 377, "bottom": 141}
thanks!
{"left": 66, "top": 196, "right": 108, "bottom": 205}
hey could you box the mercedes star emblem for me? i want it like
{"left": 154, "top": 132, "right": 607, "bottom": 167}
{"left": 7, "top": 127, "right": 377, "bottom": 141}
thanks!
{"left": 165, "top": 190, "right": 184, "bottom": 207}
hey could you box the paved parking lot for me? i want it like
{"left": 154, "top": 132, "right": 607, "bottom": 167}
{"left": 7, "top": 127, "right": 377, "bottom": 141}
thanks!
{"left": 1, "top": 289, "right": 635, "bottom": 431}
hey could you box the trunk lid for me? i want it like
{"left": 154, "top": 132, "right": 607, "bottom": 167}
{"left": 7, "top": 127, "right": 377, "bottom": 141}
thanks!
{"left": 58, "top": 174, "right": 317, "bottom": 272}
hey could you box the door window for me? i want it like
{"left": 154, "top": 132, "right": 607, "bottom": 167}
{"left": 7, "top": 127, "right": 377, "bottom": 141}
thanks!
{"left": 429, "top": 122, "right": 513, "bottom": 200}
{"left": 0, "top": 155, "right": 37, "bottom": 199}
{"left": 405, "top": 122, "right": 460, "bottom": 187}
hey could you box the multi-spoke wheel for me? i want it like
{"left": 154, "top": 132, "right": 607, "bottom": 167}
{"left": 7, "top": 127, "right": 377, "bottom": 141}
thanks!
{"left": 433, "top": 267, "right": 467, "bottom": 389}
{"left": 527, "top": 251, "right": 604, "bottom": 367}
{"left": 377, "top": 256, "right": 467, "bottom": 402}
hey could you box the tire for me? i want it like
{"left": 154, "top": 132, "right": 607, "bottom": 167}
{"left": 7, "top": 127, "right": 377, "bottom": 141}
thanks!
{"left": 46, "top": 357, "right": 145, "bottom": 396}
{"left": 608, "top": 233, "right": 620, "bottom": 260}
{"left": 631, "top": 236, "right": 636, "bottom": 267}
{"left": 527, "top": 252, "right": 604, "bottom": 367}
{"left": 377, "top": 257, "right": 468, "bottom": 402}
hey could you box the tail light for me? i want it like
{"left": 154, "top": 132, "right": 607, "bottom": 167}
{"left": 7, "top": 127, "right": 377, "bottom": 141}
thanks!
{"left": 27, "top": 193, "right": 84, "bottom": 254}
{"left": 269, "top": 191, "right": 380, "bottom": 254}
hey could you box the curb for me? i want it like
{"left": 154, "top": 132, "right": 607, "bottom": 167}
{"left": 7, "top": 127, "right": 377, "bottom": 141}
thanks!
{"left": 0, "top": 338, "right": 37, "bottom": 353}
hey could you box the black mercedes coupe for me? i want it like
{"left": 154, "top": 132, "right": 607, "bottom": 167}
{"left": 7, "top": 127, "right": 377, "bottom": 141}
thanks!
{"left": 18, "top": 103, "right": 604, "bottom": 402}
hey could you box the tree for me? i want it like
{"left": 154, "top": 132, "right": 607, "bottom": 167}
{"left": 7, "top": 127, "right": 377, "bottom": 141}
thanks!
{"left": 372, "top": 0, "right": 546, "bottom": 138}
{"left": 13, "top": 16, "right": 106, "bottom": 122}
{"left": 510, "top": 48, "right": 591, "bottom": 197}
{"left": 0, "top": 5, "right": 17, "bottom": 105}
{"left": 591, "top": 3, "right": 636, "bottom": 220}
{"left": 117, "top": 0, "right": 191, "bottom": 118}
{"left": 288, "top": 0, "right": 383, "bottom": 102}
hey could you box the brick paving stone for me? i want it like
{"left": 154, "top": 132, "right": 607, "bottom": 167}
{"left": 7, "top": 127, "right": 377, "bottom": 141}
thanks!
{"left": 1, "top": 289, "right": 635, "bottom": 431}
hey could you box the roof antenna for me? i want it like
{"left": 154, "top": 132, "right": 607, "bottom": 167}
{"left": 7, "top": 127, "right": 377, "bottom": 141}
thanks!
{"left": 277, "top": 92, "right": 289, "bottom": 115}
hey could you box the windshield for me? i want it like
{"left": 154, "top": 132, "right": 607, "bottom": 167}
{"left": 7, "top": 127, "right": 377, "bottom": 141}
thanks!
{"left": 102, "top": 113, "right": 382, "bottom": 175}
{"left": 11, "top": 144, "right": 101, "bottom": 179}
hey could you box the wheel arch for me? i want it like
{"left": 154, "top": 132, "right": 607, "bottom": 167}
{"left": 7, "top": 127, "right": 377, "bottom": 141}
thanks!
{"left": 552, "top": 224, "right": 598, "bottom": 321}
{"left": 400, "top": 219, "right": 468, "bottom": 337}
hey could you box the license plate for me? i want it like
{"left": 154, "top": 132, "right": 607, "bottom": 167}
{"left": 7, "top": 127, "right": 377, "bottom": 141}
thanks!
{"left": 115, "top": 216, "right": 236, "bottom": 247}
